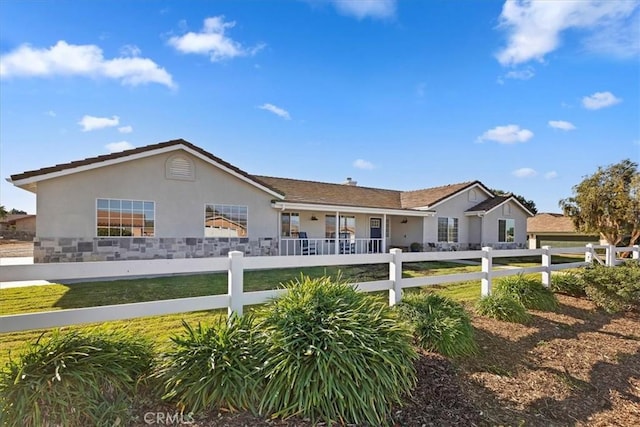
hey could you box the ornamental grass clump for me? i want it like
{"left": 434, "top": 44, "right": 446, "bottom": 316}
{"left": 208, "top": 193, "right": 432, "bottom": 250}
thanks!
{"left": 256, "top": 275, "right": 416, "bottom": 426}
{"left": 475, "top": 294, "right": 531, "bottom": 324}
{"left": 551, "top": 272, "right": 586, "bottom": 297}
{"left": 581, "top": 261, "right": 640, "bottom": 313}
{"left": 0, "top": 329, "right": 154, "bottom": 427}
{"left": 397, "top": 292, "right": 477, "bottom": 357}
{"left": 158, "top": 313, "right": 262, "bottom": 413}
{"left": 495, "top": 274, "right": 558, "bottom": 311}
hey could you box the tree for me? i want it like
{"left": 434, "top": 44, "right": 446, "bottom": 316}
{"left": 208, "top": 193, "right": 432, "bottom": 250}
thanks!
{"left": 491, "top": 189, "right": 538, "bottom": 214}
{"left": 559, "top": 159, "right": 639, "bottom": 246}
{"left": 0, "top": 205, "right": 6, "bottom": 219}
{"left": 8, "top": 208, "right": 27, "bottom": 215}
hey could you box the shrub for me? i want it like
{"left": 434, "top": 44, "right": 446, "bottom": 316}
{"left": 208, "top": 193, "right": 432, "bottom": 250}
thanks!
{"left": 0, "top": 329, "right": 154, "bottom": 427}
{"left": 397, "top": 293, "right": 477, "bottom": 357}
{"left": 551, "top": 272, "right": 586, "bottom": 297}
{"left": 475, "top": 294, "right": 530, "bottom": 324}
{"left": 256, "top": 275, "right": 416, "bottom": 426}
{"left": 581, "top": 261, "right": 640, "bottom": 312}
{"left": 158, "top": 313, "right": 262, "bottom": 413}
{"left": 495, "top": 274, "right": 558, "bottom": 311}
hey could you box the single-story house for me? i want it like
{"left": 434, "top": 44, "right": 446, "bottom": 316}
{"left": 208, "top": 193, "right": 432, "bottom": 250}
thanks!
{"left": 0, "top": 214, "right": 36, "bottom": 233}
{"left": 527, "top": 213, "right": 601, "bottom": 249}
{"left": 8, "top": 139, "right": 534, "bottom": 263}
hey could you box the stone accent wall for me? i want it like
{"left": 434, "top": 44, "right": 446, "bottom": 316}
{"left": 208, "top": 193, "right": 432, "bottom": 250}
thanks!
{"left": 420, "top": 242, "right": 526, "bottom": 252}
{"left": 33, "top": 237, "right": 278, "bottom": 263}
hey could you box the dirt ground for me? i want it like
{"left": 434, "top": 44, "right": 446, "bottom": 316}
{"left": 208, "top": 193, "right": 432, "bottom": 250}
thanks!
{"left": 0, "top": 241, "right": 33, "bottom": 257}
{"left": 132, "top": 295, "right": 640, "bottom": 426}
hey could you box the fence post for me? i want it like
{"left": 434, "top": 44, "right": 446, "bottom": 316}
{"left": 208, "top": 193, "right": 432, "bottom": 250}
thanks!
{"left": 585, "top": 243, "right": 593, "bottom": 264}
{"left": 541, "top": 246, "right": 551, "bottom": 288}
{"left": 607, "top": 244, "right": 616, "bottom": 266}
{"left": 228, "top": 251, "right": 244, "bottom": 316}
{"left": 389, "top": 248, "right": 403, "bottom": 306}
{"left": 633, "top": 245, "right": 640, "bottom": 260}
{"left": 481, "top": 246, "right": 493, "bottom": 297}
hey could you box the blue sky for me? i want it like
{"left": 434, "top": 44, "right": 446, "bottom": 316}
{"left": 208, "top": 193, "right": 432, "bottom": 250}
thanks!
{"left": 1, "top": 0, "right": 639, "bottom": 214}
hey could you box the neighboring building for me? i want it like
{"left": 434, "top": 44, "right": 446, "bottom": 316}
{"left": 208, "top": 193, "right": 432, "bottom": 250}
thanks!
{"left": 8, "top": 139, "right": 534, "bottom": 263}
{"left": 527, "top": 213, "right": 600, "bottom": 249}
{"left": 0, "top": 214, "right": 37, "bottom": 241}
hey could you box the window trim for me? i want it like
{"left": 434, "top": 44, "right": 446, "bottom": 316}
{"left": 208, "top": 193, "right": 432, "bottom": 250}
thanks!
{"left": 204, "top": 203, "right": 249, "bottom": 238}
{"left": 498, "top": 218, "right": 515, "bottom": 243}
{"left": 437, "top": 217, "right": 459, "bottom": 243}
{"left": 281, "top": 212, "right": 300, "bottom": 237}
{"left": 96, "top": 198, "right": 156, "bottom": 237}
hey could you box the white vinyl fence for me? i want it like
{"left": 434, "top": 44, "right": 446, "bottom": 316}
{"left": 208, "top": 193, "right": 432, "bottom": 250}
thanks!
{"left": 0, "top": 244, "right": 637, "bottom": 334}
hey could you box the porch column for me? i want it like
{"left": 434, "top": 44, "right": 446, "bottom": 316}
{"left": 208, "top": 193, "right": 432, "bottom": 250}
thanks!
{"left": 382, "top": 214, "right": 387, "bottom": 253}
{"left": 335, "top": 211, "right": 340, "bottom": 255}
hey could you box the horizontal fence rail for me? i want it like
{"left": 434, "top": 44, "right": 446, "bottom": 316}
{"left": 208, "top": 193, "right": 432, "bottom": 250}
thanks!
{"left": 0, "top": 244, "right": 638, "bottom": 333}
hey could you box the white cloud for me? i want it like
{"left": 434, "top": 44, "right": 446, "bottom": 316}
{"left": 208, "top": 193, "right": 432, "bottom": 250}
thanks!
{"left": 477, "top": 124, "right": 534, "bottom": 144}
{"left": 548, "top": 120, "right": 576, "bottom": 131}
{"left": 582, "top": 91, "right": 622, "bottom": 110}
{"left": 544, "top": 171, "right": 559, "bottom": 179}
{"left": 119, "top": 44, "right": 141, "bottom": 57}
{"left": 44, "top": 110, "right": 56, "bottom": 117}
{"left": 353, "top": 159, "right": 375, "bottom": 170}
{"left": 496, "top": 0, "right": 639, "bottom": 66}
{"left": 258, "top": 103, "right": 291, "bottom": 120}
{"left": 78, "top": 115, "right": 119, "bottom": 132}
{"left": 0, "top": 41, "right": 175, "bottom": 88}
{"left": 168, "top": 16, "right": 265, "bottom": 62}
{"left": 513, "top": 167, "right": 538, "bottom": 178}
{"left": 118, "top": 125, "right": 133, "bottom": 134}
{"left": 105, "top": 141, "right": 134, "bottom": 153}
{"left": 329, "top": 0, "right": 396, "bottom": 19}
{"left": 497, "top": 66, "right": 535, "bottom": 84}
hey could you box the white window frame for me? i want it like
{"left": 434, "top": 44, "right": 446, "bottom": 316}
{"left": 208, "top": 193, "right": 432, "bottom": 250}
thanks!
{"left": 437, "top": 217, "right": 458, "bottom": 243}
{"left": 281, "top": 212, "right": 300, "bottom": 237}
{"left": 96, "top": 198, "right": 156, "bottom": 237}
{"left": 204, "top": 204, "right": 249, "bottom": 238}
{"left": 498, "top": 218, "right": 515, "bottom": 243}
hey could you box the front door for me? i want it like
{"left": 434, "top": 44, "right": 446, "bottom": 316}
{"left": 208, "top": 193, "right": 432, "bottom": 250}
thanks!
{"left": 369, "top": 218, "right": 382, "bottom": 253}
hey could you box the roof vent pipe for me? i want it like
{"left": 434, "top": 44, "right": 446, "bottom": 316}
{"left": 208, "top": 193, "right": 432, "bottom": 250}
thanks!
{"left": 343, "top": 177, "right": 357, "bottom": 186}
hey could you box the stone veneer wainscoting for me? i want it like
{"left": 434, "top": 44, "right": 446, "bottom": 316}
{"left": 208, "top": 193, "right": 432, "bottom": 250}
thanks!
{"left": 33, "top": 237, "right": 278, "bottom": 263}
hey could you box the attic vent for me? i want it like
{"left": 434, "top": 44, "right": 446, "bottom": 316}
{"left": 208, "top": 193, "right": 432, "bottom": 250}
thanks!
{"left": 166, "top": 155, "right": 195, "bottom": 181}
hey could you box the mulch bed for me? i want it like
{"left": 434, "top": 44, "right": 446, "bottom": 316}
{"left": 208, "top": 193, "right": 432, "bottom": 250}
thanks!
{"left": 133, "top": 294, "right": 640, "bottom": 426}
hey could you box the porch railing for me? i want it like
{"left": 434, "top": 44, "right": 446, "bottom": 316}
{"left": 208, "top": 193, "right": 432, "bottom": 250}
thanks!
{"left": 280, "top": 237, "right": 384, "bottom": 256}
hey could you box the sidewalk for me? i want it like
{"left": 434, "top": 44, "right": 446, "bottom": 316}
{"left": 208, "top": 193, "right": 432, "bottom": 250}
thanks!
{"left": 0, "top": 256, "right": 52, "bottom": 289}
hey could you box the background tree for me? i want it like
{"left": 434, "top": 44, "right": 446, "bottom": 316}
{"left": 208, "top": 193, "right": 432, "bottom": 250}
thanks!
{"left": 8, "top": 208, "right": 27, "bottom": 215}
{"left": 559, "top": 159, "right": 639, "bottom": 246}
{"left": 490, "top": 189, "right": 538, "bottom": 214}
{"left": 0, "top": 205, "right": 6, "bottom": 219}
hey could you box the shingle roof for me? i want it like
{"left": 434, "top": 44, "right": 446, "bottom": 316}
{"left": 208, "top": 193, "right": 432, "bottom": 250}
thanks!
{"left": 254, "top": 176, "right": 404, "bottom": 209}
{"left": 9, "top": 139, "right": 500, "bottom": 212}
{"left": 9, "top": 139, "right": 284, "bottom": 197}
{"left": 400, "top": 181, "right": 483, "bottom": 208}
{"left": 466, "top": 196, "right": 510, "bottom": 213}
{"left": 527, "top": 213, "right": 578, "bottom": 233}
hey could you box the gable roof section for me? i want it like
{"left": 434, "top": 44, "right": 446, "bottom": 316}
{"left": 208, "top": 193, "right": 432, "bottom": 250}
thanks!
{"left": 466, "top": 195, "right": 535, "bottom": 217}
{"left": 254, "top": 175, "right": 403, "bottom": 209}
{"left": 9, "top": 139, "right": 284, "bottom": 199}
{"left": 527, "top": 213, "right": 584, "bottom": 233}
{"left": 400, "top": 181, "right": 491, "bottom": 209}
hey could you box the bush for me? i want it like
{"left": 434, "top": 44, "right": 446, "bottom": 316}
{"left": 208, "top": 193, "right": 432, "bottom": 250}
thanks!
{"left": 397, "top": 293, "right": 477, "bottom": 357}
{"left": 256, "top": 275, "right": 416, "bottom": 426}
{"left": 495, "top": 274, "right": 558, "bottom": 311}
{"left": 551, "top": 272, "right": 586, "bottom": 297}
{"left": 581, "top": 261, "right": 640, "bottom": 312}
{"left": 158, "top": 314, "right": 262, "bottom": 413}
{"left": 0, "top": 329, "right": 154, "bottom": 427}
{"left": 475, "top": 294, "right": 530, "bottom": 324}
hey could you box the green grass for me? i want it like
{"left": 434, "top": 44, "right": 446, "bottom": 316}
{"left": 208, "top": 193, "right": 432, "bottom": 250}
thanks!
{"left": 0, "top": 261, "right": 489, "bottom": 366}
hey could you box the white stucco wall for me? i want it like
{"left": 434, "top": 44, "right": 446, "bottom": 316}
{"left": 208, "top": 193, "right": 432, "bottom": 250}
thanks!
{"left": 482, "top": 201, "right": 529, "bottom": 246}
{"left": 423, "top": 187, "right": 491, "bottom": 245}
{"left": 36, "top": 150, "right": 278, "bottom": 239}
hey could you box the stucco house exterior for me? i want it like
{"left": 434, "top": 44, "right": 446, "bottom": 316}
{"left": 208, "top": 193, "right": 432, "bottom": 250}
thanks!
{"left": 8, "top": 139, "right": 534, "bottom": 263}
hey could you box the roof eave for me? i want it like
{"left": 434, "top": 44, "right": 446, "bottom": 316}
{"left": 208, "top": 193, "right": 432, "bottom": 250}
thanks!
{"left": 272, "top": 201, "right": 436, "bottom": 216}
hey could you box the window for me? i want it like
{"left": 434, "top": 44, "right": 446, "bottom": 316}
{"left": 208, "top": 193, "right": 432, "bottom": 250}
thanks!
{"left": 498, "top": 219, "right": 515, "bottom": 242}
{"left": 205, "top": 204, "right": 248, "bottom": 237}
{"left": 325, "top": 215, "right": 356, "bottom": 238}
{"left": 281, "top": 212, "right": 300, "bottom": 237}
{"left": 437, "top": 217, "right": 458, "bottom": 242}
{"left": 97, "top": 199, "right": 155, "bottom": 237}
